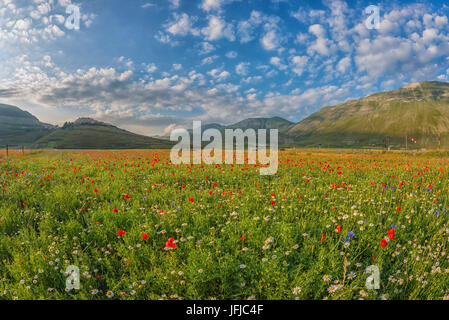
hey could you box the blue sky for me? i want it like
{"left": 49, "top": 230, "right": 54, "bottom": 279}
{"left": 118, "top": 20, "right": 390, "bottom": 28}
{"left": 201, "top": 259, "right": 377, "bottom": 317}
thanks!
{"left": 1, "top": 0, "right": 449, "bottom": 135}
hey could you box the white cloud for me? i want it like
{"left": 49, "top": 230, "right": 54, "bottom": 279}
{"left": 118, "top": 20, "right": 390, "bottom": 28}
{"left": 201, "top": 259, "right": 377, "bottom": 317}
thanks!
{"left": 290, "top": 56, "right": 309, "bottom": 76}
{"left": 207, "top": 68, "right": 230, "bottom": 81}
{"left": 307, "top": 24, "right": 333, "bottom": 56}
{"left": 201, "top": 15, "right": 235, "bottom": 41}
{"left": 145, "top": 63, "right": 158, "bottom": 73}
{"left": 201, "top": 55, "right": 219, "bottom": 65}
{"left": 198, "top": 41, "right": 215, "bottom": 55}
{"left": 235, "top": 62, "right": 250, "bottom": 76}
{"left": 169, "top": 0, "right": 180, "bottom": 9}
{"left": 166, "top": 13, "right": 199, "bottom": 36}
{"left": 237, "top": 10, "right": 263, "bottom": 43}
{"left": 0, "top": 0, "right": 94, "bottom": 45}
{"left": 200, "top": 0, "right": 240, "bottom": 12}
{"left": 270, "top": 57, "right": 287, "bottom": 70}
{"left": 261, "top": 30, "right": 279, "bottom": 51}
{"left": 336, "top": 56, "right": 351, "bottom": 73}
{"left": 141, "top": 3, "right": 155, "bottom": 9}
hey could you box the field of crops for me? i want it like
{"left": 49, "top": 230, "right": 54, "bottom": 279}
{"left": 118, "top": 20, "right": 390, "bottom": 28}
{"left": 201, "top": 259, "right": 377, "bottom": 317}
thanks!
{"left": 0, "top": 149, "right": 449, "bottom": 300}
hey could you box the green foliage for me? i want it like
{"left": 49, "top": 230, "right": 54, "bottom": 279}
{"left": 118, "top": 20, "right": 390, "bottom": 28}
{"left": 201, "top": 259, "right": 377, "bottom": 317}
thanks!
{"left": 0, "top": 149, "right": 448, "bottom": 300}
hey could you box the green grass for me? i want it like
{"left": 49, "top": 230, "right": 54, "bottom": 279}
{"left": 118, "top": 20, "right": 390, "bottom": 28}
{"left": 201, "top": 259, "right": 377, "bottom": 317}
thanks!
{"left": 0, "top": 149, "right": 448, "bottom": 300}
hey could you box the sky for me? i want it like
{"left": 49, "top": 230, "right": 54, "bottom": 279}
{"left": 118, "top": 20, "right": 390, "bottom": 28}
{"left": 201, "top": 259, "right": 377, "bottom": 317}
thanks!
{"left": 0, "top": 0, "right": 449, "bottom": 136}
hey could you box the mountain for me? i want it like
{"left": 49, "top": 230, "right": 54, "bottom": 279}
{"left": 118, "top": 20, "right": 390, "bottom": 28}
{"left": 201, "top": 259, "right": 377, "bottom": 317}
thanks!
{"left": 226, "top": 117, "right": 294, "bottom": 132}
{"left": 0, "top": 103, "right": 54, "bottom": 146}
{"left": 183, "top": 117, "right": 294, "bottom": 145}
{"left": 287, "top": 81, "right": 449, "bottom": 149}
{"left": 32, "top": 118, "right": 174, "bottom": 149}
{"left": 186, "top": 117, "right": 293, "bottom": 133}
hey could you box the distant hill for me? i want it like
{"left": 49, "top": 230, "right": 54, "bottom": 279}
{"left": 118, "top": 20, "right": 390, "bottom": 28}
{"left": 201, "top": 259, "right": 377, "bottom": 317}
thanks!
{"left": 0, "top": 104, "right": 54, "bottom": 146}
{"left": 287, "top": 81, "right": 449, "bottom": 149}
{"left": 226, "top": 117, "right": 294, "bottom": 132}
{"left": 184, "top": 117, "right": 294, "bottom": 145}
{"left": 32, "top": 118, "right": 174, "bottom": 149}
{"left": 8, "top": 80, "right": 449, "bottom": 151}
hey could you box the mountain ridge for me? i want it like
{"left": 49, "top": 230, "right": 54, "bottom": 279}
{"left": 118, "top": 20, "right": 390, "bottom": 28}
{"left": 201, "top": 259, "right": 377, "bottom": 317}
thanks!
{"left": 3, "top": 80, "right": 449, "bottom": 149}
{"left": 288, "top": 81, "right": 449, "bottom": 149}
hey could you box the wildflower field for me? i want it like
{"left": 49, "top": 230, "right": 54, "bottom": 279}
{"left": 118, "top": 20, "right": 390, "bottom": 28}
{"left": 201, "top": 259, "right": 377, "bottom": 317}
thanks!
{"left": 1, "top": 149, "right": 449, "bottom": 300}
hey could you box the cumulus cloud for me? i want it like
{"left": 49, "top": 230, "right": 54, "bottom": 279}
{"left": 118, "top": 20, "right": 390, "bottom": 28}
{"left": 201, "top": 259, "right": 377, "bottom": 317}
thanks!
{"left": 235, "top": 62, "right": 250, "bottom": 76}
{"left": 201, "top": 15, "right": 235, "bottom": 41}
{"left": 166, "top": 13, "right": 200, "bottom": 36}
{"left": 200, "top": 0, "right": 240, "bottom": 12}
{"left": 0, "top": 0, "right": 94, "bottom": 45}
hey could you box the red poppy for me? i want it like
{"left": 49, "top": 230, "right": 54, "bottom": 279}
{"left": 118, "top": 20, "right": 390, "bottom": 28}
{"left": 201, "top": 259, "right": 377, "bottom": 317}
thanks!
{"left": 270, "top": 200, "right": 276, "bottom": 206}
{"left": 188, "top": 197, "right": 194, "bottom": 203}
{"left": 321, "top": 234, "right": 326, "bottom": 242}
{"left": 124, "top": 194, "right": 130, "bottom": 199}
{"left": 93, "top": 188, "right": 98, "bottom": 193}
{"left": 142, "top": 233, "right": 149, "bottom": 240}
{"left": 117, "top": 230, "right": 126, "bottom": 236}
{"left": 388, "top": 228, "right": 395, "bottom": 240}
{"left": 165, "top": 237, "right": 178, "bottom": 249}
{"left": 336, "top": 225, "right": 342, "bottom": 233}
{"left": 380, "top": 238, "right": 387, "bottom": 247}
{"left": 113, "top": 208, "right": 119, "bottom": 213}
{"left": 397, "top": 206, "right": 401, "bottom": 213}
{"left": 240, "top": 235, "right": 246, "bottom": 241}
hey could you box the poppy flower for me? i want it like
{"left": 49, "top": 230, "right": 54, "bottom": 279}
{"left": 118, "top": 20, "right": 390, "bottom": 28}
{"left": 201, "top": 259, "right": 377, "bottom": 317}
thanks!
{"left": 388, "top": 228, "right": 395, "bottom": 240}
{"left": 188, "top": 197, "right": 194, "bottom": 203}
{"left": 380, "top": 239, "right": 387, "bottom": 247}
{"left": 113, "top": 208, "right": 119, "bottom": 213}
{"left": 142, "top": 233, "right": 149, "bottom": 240}
{"left": 321, "top": 234, "right": 326, "bottom": 242}
{"left": 336, "top": 225, "right": 342, "bottom": 233}
{"left": 164, "top": 237, "right": 178, "bottom": 249}
{"left": 270, "top": 200, "right": 276, "bottom": 206}
{"left": 117, "top": 230, "right": 126, "bottom": 236}
{"left": 124, "top": 194, "right": 130, "bottom": 199}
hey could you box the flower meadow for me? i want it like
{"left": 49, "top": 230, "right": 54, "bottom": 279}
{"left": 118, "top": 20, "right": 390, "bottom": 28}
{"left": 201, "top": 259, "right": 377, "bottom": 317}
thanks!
{"left": 1, "top": 149, "right": 449, "bottom": 300}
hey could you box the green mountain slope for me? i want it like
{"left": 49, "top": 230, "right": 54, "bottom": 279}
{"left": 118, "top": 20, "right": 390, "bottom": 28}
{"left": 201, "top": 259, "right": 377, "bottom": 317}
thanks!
{"left": 32, "top": 118, "right": 174, "bottom": 149}
{"left": 288, "top": 81, "right": 449, "bottom": 149}
{"left": 0, "top": 104, "right": 54, "bottom": 146}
